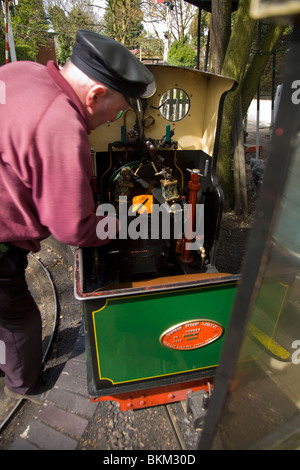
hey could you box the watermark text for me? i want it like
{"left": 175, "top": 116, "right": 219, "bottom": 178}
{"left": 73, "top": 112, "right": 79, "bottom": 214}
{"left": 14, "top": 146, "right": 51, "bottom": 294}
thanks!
{"left": 0, "top": 80, "right": 5, "bottom": 105}
{"left": 291, "top": 80, "right": 300, "bottom": 105}
{"left": 291, "top": 340, "right": 300, "bottom": 364}
{"left": 95, "top": 197, "right": 204, "bottom": 251}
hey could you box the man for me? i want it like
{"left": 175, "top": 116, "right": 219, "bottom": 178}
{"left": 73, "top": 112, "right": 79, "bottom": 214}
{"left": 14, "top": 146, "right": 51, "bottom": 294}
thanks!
{"left": 0, "top": 29, "right": 154, "bottom": 403}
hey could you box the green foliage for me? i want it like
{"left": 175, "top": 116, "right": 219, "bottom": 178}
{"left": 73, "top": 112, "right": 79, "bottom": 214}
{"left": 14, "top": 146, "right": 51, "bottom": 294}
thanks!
{"left": 0, "top": 0, "right": 52, "bottom": 64}
{"left": 11, "top": 0, "right": 50, "bottom": 59}
{"left": 48, "top": 3, "right": 98, "bottom": 64}
{"left": 167, "top": 37, "right": 196, "bottom": 68}
{"left": 14, "top": 43, "right": 36, "bottom": 60}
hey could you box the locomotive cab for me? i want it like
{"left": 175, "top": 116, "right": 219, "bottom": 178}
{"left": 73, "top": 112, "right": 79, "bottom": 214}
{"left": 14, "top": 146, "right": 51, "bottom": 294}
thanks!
{"left": 74, "top": 64, "right": 239, "bottom": 408}
{"left": 76, "top": 65, "right": 237, "bottom": 296}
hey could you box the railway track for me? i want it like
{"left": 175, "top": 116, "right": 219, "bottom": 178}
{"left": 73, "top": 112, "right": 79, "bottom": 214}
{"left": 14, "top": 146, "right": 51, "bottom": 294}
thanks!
{"left": 166, "top": 402, "right": 202, "bottom": 450}
{"left": 0, "top": 253, "right": 58, "bottom": 431}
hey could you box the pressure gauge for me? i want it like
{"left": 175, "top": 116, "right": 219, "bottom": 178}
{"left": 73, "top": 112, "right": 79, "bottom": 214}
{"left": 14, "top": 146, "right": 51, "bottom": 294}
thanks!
{"left": 141, "top": 79, "right": 157, "bottom": 99}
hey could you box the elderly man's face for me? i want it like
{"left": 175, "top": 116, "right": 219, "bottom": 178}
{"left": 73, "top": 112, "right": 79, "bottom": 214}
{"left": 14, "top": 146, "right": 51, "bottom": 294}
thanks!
{"left": 87, "top": 86, "right": 129, "bottom": 130}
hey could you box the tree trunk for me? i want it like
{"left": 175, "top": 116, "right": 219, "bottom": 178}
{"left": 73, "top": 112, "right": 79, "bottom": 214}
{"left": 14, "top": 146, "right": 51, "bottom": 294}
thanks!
{"left": 216, "top": 0, "right": 257, "bottom": 209}
{"left": 210, "top": 0, "right": 232, "bottom": 74}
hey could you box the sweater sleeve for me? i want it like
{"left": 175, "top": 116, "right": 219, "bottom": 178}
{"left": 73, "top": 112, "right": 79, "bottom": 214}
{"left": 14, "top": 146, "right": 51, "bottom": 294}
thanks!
{"left": 29, "top": 94, "right": 118, "bottom": 247}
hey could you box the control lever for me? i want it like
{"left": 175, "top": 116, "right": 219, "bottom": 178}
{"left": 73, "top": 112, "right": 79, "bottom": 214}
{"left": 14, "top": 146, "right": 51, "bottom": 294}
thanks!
{"left": 186, "top": 159, "right": 209, "bottom": 178}
{"left": 177, "top": 163, "right": 208, "bottom": 264}
{"left": 150, "top": 98, "right": 169, "bottom": 110}
{"left": 146, "top": 140, "right": 164, "bottom": 172}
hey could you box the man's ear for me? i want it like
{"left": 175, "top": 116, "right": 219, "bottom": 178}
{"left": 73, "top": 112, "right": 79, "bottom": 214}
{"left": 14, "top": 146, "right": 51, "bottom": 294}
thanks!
{"left": 85, "top": 84, "right": 107, "bottom": 112}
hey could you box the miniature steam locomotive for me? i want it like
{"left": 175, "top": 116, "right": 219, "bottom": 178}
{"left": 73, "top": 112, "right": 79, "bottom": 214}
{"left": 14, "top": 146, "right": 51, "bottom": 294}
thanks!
{"left": 74, "top": 64, "right": 239, "bottom": 410}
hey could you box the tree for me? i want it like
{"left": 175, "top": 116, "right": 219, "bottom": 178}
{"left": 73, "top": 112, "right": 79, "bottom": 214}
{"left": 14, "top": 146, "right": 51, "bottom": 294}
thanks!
{"left": 189, "top": 8, "right": 210, "bottom": 69}
{"left": 189, "top": 8, "right": 209, "bottom": 49}
{"left": 103, "top": 0, "right": 144, "bottom": 47}
{"left": 209, "top": 0, "right": 231, "bottom": 74}
{"left": 0, "top": 0, "right": 51, "bottom": 64}
{"left": 208, "top": 0, "right": 287, "bottom": 210}
{"left": 48, "top": 2, "right": 96, "bottom": 64}
{"left": 167, "top": 36, "right": 196, "bottom": 67}
{"left": 137, "top": 30, "right": 164, "bottom": 59}
{"left": 142, "top": 0, "right": 196, "bottom": 42}
{"left": 46, "top": 0, "right": 99, "bottom": 63}
{"left": 171, "top": 0, "right": 197, "bottom": 41}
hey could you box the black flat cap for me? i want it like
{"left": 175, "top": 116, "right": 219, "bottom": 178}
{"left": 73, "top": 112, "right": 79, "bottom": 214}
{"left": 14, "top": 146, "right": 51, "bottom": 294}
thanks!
{"left": 70, "top": 29, "right": 155, "bottom": 113}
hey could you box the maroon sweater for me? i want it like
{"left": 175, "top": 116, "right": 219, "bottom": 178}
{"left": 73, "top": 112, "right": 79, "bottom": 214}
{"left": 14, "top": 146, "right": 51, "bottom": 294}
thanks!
{"left": 0, "top": 60, "right": 115, "bottom": 252}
